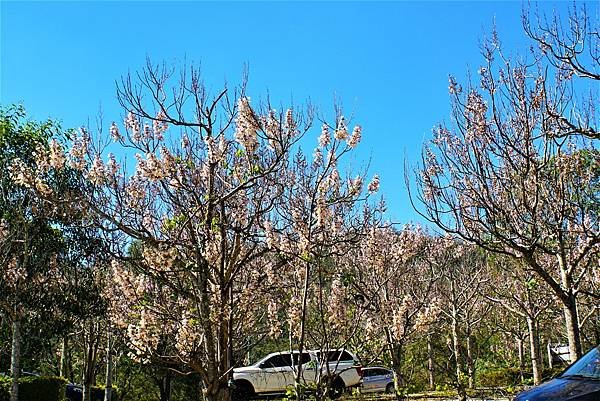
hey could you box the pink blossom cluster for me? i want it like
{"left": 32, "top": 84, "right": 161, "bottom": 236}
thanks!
{"left": 234, "top": 97, "right": 260, "bottom": 153}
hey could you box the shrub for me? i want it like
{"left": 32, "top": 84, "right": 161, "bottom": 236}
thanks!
{"left": 0, "top": 376, "right": 67, "bottom": 401}
{"left": 477, "top": 367, "right": 522, "bottom": 387}
{"left": 91, "top": 385, "right": 119, "bottom": 401}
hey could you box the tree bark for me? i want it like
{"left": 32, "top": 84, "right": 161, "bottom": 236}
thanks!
{"left": 104, "top": 332, "right": 113, "bottom": 401}
{"left": 59, "top": 336, "right": 68, "bottom": 378}
{"left": 450, "top": 303, "right": 466, "bottom": 401}
{"left": 517, "top": 336, "right": 524, "bottom": 383}
{"left": 83, "top": 320, "right": 100, "bottom": 401}
{"left": 466, "top": 328, "right": 474, "bottom": 389}
{"left": 526, "top": 317, "right": 541, "bottom": 385}
{"left": 204, "top": 384, "right": 229, "bottom": 401}
{"left": 547, "top": 340, "right": 553, "bottom": 370}
{"left": 158, "top": 370, "right": 172, "bottom": 401}
{"left": 427, "top": 333, "right": 435, "bottom": 390}
{"left": 390, "top": 342, "right": 405, "bottom": 389}
{"left": 562, "top": 298, "right": 582, "bottom": 363}
{"left": 558, "top": 256, "right": 582, "bottom": 362}
{"left": 10, "top": 319, "right": 21, "bottom": 401}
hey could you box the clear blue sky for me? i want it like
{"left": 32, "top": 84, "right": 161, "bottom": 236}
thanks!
{"left": 1, "top": 1, "right": 594, "bottom": 225}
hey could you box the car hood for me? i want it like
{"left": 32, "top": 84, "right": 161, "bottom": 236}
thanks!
{"left": 514, "top": 377, "right": 600, "bottom": 401}
{"left": 233, "top": 366, "right": 261, "bottom": 374}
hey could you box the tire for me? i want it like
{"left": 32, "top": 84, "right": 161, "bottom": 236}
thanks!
{"left": 385, "top": 382, "right": 395, "bottom": 394}
{"left": 327, "top": 377, "right": 345, "bottom": 400}
{"left": 231, "top": 380, "right": 254, "bottom": 401}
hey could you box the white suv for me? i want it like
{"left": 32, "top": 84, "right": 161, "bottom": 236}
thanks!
{"left": 231, "top": 349, "right": 363, "bottom": 400}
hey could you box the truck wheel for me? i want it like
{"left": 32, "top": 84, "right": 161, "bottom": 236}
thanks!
{"left": 231, "top": 381, "right": 253, "bottom": 401}
{"left": 327, "top": 377, "right": 345, "bottom": 400}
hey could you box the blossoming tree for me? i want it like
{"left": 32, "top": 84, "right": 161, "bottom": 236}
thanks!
{"left": 346, "top": 225, "right": 440, "bottom": 391}
{"left": 12, "top": 61, "right": 382, "bottom": 401}
{"left": 257, "top": 109, "right": 382, "bottom": 399}
{"left": 411, "top": 32, "right": 599, "bottom": 362}
{"left": 486, "top": 255, "right": 556, "bottom": 385}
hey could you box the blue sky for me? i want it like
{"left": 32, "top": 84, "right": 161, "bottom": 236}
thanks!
{"left": 1, "top": 1, "right": 594, "bottom": 225}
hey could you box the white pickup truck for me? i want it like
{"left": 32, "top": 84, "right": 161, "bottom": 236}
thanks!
{"left": 231, "top": 349, "right": 363, "bottom": 400}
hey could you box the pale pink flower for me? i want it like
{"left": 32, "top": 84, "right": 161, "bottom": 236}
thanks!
{"left": 125, "top": 112, "right": 141, "bottom": 142}
{"left": 49, "top": 139, "right": 66, "bottom": 169}
{"left": 69, "top": 130, "right": 89, "bottom": 170}
{"left": 284, "top": 109, "right": 297, "bottom": 138}
{"left": 145, "top": 153, "right": 164, "bottom": 180}
{"left": 328, "top": 277, "right": 347, "bottom": 328}
{"left": 267, "top": 300, "right": 281, "bottom": 338}
{"left": 153, "top": 110, "right": 168, "bottom": 140}
{"left": 263, "top": 220, "right": 279, "bottom": 249}
{"left": 313, "top": 148, "right": 323, "bottom": 166}
{"left": 10, "top": 158, "right": 34, "bottom": 187}
{"left": 448, "top": 75, "right": 462, "bottom": 95}
{"left": 110, "top": 122, "right": 123, "bottom": 142}
{"left": 318, "top": 124, "right": 331, "bottom": 148}
{"left": 348, "top": 176, "right": 363, "bottom": 196}
{"left": 34, "top": 143, "right": 50, "bottom": 172}
{"left": 87, "top": 155, "right": 106, "bottom": 185}
{"left": 334, "top": 117, "right": 348, "bottom": 140}
{"left": 265, "top": 110, "right": 280, "bottom": 138}
{"left": 347, "top": 125, "right": 362, "bottom": 148}
{"left": 143, "top": 123, "right": 152, "bottom": 140}
{"left": 160, "top": 146, "right": 176, "bottom": 174}
{"left": 106, "top": 153, "right": 119, "bottom": 177}
{"left": 315, "top": 197, "right": 329, "bottom": 227}
{"left": 126, "top": 175, "right": 147, "bottom": 208}
{"left": 367, "top": 175, "right": 380, "bottom": 193}
{"left": 234, "top": 97, "right": 259, "bottom": 153}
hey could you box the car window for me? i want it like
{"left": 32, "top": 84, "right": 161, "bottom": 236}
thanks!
{"left": 327, "top": 350, "right": 354, "bottom": 362}
{"left": 294, "top": 353, "right": 311, "bottom": 365}
{"left": 261, "top": 354, "right": 293, "bottom": 368}
{"left": 362, "top": 369, "right": 374, "bottom": 377}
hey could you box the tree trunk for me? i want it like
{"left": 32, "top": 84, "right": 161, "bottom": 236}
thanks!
{"left": 10, "top": 319, "right": 21, "bottom": 401}
{"left": 547, "top": 340, "right": 553, "bottom": 370}
{"left": 451, "top": 305, "right": 465, "bottom": 401}
{"left": 526, "top": 317, "right": 541, "bottom": 385}
{"left": 466, "top": 328, "right": 474, "bottom": 389}
{"left": 558, "top": 257, "right": 582, "bottom": 362}
{"left": 158, "top": 370, "right": 172, "bottom": 401}
{"left": 59, "top": 336, "right": 68, "bottom": 378}
{"left": 562, "top": 298, "right": 582, "bottom": 363}
{"left": 83, "top": 320, "right": 99, "bottom": 401}
{"left": 294, "top": 259, "right": 311, "bottom": 399}
{"left": 517, "top": 336, "right": 524, "bottom": 383}
{"left": 390, "top": 343, "right": 405, "bottom": 389}
{"left": 204, "top": 383, "right": 229, "bottom": 401}
{"left": 537, "top": 320, "right": 544, "bottom": 371}
{"left": 104, "top": 332, "right": 113, "bottom": 401}
{"left": 427, "top": 333, "right": 435, "bottom": 390}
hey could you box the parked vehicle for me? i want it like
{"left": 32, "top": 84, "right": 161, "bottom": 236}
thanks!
{"left": 360, "top": 366, "right": 394, "bottom": 394}
{"left": 513, "top": 345, "right": 600, "bottom": 401}
{"left": 65, "top": 383, "right": 83, "bottom": 401}
{"left": 231, "top": 349, "right": 362, "bottom": 400}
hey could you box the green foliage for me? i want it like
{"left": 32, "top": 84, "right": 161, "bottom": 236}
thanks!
{"left": 477, "top": 367, "right": 523, "bottom": 387}
{"left": 90, "top": 385, "right": 119, "bottom": 401}
{"left": 0, "top": 376, "right": 67, "bottom": 401}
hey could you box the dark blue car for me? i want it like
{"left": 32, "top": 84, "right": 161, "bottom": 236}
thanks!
{"left": 514, "top": 345, "right": 600, "bottom": 401}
